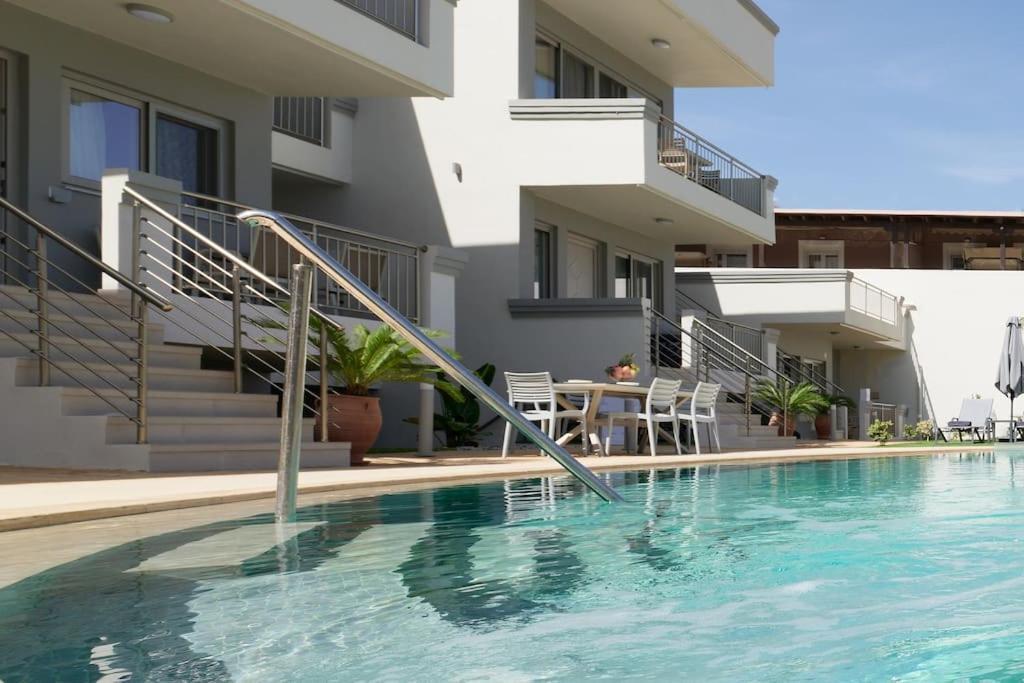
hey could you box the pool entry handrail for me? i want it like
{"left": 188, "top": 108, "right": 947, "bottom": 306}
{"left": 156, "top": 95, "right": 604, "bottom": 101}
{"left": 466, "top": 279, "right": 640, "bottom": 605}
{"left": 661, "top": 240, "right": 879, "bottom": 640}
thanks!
{"left": 237, "top": 210, "right": 625, "bottom": 506}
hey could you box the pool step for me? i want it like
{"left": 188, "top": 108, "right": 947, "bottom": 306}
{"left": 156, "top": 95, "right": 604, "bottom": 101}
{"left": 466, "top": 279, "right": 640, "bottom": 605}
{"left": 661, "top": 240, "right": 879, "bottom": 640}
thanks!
{"left": 106, "top": 415, "right": 315, "bottom": 444}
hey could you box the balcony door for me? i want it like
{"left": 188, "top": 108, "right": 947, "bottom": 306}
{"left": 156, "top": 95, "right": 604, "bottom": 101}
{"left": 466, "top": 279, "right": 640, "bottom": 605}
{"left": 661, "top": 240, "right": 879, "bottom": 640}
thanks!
{"left": 566, "top": 234, "right": 599, "bottom": 298}
{"left": 155, "top": 114, "right": 219, "bottom": 197}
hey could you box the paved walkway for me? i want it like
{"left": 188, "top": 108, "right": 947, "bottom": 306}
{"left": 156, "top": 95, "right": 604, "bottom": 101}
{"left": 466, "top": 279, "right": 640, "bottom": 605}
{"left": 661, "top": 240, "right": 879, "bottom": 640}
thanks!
{"left": 0, "top": 441, "right": 996, "bottom": 532}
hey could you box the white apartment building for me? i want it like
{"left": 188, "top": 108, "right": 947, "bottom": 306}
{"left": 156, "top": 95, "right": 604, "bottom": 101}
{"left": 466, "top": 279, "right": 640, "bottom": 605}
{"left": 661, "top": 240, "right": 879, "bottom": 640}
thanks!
{"left": 0, "top": 0, "right": 460, "bottom": 468}
{"left": 276, "top": 0, "right": 779, "bottom": 402}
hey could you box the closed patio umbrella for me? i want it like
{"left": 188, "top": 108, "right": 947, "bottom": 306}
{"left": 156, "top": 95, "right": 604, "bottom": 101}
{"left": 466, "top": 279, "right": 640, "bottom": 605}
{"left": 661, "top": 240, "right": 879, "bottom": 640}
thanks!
{"left": 995, "top": 316, "right": 1024, "bottom": 442}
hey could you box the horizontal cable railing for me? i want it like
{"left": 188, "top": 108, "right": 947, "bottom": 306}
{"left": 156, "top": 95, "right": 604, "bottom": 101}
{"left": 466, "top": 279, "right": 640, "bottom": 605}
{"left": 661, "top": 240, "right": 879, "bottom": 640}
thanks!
{"left": 674, "top": 288, "right": 765, "bottom": 361}
{"left": 177, "top": 192, "right": 421, "bottom": 323}
{"left": 0, "top": 196, "right": 172, "bottom": 443}
{"left": 657, "top": 115, "right": 765, "bottom": 216}
{"left": 869, "top": 401, "right": 898, "bottom": 425}
{"left": 273, "top": 97, "right": 325, "bottom": 146}
{"left": 338, "top": 0, "right": 419, "bottom": 40}
{"left": 849, "top": 276, "right": 899, "bottom": 325}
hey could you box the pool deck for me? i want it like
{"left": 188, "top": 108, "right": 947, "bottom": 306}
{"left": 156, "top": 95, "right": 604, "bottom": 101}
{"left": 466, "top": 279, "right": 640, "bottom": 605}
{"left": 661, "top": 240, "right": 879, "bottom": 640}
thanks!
{"left": 0, "top": 440, "right": 996, "bottom": 532}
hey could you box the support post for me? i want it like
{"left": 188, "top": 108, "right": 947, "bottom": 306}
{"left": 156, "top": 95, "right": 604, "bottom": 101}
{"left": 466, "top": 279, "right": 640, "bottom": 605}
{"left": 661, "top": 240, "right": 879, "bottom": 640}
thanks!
{"left": 318, "top": 323, "right": 329, "bottom": 442}
{"left": 275, "top": 263, "right": 314, "bottom": 523}
{"left": 35, "top": 228, "right": 49, "bottom": 386}
{"left": 131, "top": 202, "right": 147, "bottom": 444}
{"left": 231, "top": 266, "right": 243, "bottom": 394}
{"left": 858, "top": 387, "right": 872, "bottom": 441}
{"left": 744, "top": 360, "right": 752, "bottom": 437}
{"left": 418, "top": 383, "right": 434, "bottom": 456}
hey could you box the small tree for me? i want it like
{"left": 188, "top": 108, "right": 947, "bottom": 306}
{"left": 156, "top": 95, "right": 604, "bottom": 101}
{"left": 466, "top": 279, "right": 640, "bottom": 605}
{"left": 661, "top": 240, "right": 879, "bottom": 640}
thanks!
{"left": 868, "top": 419, "right": 894, "bottom": 445}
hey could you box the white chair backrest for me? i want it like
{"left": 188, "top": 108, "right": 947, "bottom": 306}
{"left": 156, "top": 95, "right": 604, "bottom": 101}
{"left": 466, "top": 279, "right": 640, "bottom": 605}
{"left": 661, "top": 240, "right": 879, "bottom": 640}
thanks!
{"left": 692, "top": 382, "right": 722, "bottom": 412}
{"left": 505, "top": 371, "right": 555, "bottom": 406}
{"left": 647, "top": 377, "right": 681, "bottom": 412}
{"left": 958, "top": 398, "right": 994, "bottom": 425}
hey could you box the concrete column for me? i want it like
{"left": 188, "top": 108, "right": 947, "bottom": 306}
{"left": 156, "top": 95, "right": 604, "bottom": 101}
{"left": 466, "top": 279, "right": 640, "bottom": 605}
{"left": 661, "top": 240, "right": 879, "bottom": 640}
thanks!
{"left": 896, "top": 404, "right": 906, "bottom": 440}
{"left": 416, "top": 245, "right": 469, "bottom": 456}
{"left": 101, "top": 169, "right": 183, "bottom": 295}
{"left": 678, "top": 309, "right": 703, "bottom": 369}
{"left": 763, "top": 327, "right": 781, "bottom": 371}
{"left": 858, "top": 387, "right": 872, "bottom": 440}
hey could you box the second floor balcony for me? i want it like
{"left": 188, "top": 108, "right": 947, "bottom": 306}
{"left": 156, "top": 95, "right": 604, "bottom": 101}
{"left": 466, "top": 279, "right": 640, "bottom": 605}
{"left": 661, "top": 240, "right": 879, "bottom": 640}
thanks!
{"left": 509, "top": 98, "right": 775, "bottom": 245}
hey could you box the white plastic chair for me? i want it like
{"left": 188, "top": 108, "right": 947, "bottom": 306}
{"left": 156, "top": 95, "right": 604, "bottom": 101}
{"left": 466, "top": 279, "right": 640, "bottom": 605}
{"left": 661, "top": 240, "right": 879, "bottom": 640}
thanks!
{"left": 600, "top": 378, "right": 683, "bottom": 456}
{"left": 501, "top": 372, "right": 588, "bottom": 457}
{"left": 678, "top": 382, "right": 722, "bottom": 455}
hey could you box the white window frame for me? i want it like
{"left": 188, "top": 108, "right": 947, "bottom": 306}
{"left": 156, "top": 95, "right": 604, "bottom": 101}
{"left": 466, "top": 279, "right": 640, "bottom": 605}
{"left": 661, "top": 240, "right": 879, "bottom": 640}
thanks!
{"left": 708, "top": 245, "right": 752, "bottom": 268}
{"left": 61, "top": 74, "right": 228, "bottom": 196}
{"left": 943, "top": 242, "right": 982, "bottom": 270}
{"left": 615, "top": 249, "right": 663, "bottom": 310}
{"left": 798, "top": 240, "right": 845, "bottom": 269}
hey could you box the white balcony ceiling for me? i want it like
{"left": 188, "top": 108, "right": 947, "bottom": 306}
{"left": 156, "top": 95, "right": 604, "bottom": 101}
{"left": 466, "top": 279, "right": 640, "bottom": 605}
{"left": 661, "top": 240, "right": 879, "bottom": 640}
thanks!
{"left": 5, "top": 0, "right": 440, "bottom": 96}
{"left": 541, "top": 0, "right": 776, "bottom": 87}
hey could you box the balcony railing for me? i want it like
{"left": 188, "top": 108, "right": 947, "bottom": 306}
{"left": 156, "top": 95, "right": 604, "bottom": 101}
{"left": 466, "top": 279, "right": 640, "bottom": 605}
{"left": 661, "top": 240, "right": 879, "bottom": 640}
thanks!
{"left": 273, "top": 97, "right": 326, "bottom": 146}
{"left": 849, "top": 276, "right": 899, "bottom": 326}
{"left": 176, "top": 192, "right": 421, "bottom": 322}
{"left": 657, "top": 115, "right": 765, "bottom": 216}
{"left": 338, "top": 0, "right": 419, "bottom": 41}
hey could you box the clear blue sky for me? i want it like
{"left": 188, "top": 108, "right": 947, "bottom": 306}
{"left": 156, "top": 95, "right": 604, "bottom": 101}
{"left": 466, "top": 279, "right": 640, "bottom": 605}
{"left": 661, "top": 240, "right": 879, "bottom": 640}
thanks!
{"left": 674, "top": 1, "right": 1024, "bottom": 211}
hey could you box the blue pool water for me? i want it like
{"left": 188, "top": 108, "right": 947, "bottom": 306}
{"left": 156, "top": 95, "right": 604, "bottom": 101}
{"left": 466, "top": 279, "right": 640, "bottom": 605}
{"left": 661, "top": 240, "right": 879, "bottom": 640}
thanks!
{"left": 4, "top": 453, "right": 1024, "bottom": 680}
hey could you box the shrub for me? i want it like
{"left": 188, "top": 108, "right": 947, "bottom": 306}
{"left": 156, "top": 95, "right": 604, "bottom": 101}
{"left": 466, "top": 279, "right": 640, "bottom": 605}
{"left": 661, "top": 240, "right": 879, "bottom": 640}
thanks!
{"left": 868, "top": 419, "right": 894, "bottom": 445}
{"left": 903, "top": 419, "right": 935, "bottom": 441}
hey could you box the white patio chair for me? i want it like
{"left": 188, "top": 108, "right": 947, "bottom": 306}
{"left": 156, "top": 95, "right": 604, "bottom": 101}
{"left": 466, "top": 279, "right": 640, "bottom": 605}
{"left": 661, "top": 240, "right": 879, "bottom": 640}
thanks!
{"left": 678, "top": 382, "right": 722, "bottom": 455}
{"left": 600, "top": 378, "right": 683, "bottom": 456}
{"left": 501, "top": 372, "right": 588, "bottom": 458}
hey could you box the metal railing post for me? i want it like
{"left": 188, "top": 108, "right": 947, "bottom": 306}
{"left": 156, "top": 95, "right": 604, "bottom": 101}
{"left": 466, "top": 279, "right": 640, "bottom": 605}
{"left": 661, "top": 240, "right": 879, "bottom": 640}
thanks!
{"left": 745, "top": 360, "right": 752, "bottom": 437}
{"left": 276, "top": 262, "right": 314, "bottom": 523}
{"left": 34, "top": 228, "right": 49, "bottom": 386}
{"left": 318, "top": 322, "right": 329, "bottom": 442}
{"left": 131, "top": 201, "right": 148, "bottom": 444}
{"left": 231, "top": 266, "right": 243, "bottom": 394}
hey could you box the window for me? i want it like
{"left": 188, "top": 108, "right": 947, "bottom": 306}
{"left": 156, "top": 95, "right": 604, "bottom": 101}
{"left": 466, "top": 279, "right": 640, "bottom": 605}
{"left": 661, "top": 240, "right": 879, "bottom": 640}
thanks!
{"left": 534, "top": 36, "right": 559, "bottom": 98}
{"left": 156, "top": 114, "right": 219, "bottom": 195}
{"left": 562, "top": 51, "right": 594, "bottom": 98}
{"left": 615, "top": 251, "right": 663, "bottom": 309}
{"left": 534, "top": 223, "right": 553, "bottom": 298}
{"left": 566, "top": 233, "right": 600, "bottom": 298}
{"left": 943, "top": 242, "right": 981, "bottom": 270}
{"left": 798, "top": 240, "right": 845, "bottom": 269}
{"left": 599, "top": 73, "right": 628, "bottom": 98}
{"left": 708, "top": 246, "right": 752, "bottom": 268}
{"left": 68, "top": 88, "right": 142, "bottom": 182}
{"left": 64, "top": 78, "right": 226, "bottom": 195}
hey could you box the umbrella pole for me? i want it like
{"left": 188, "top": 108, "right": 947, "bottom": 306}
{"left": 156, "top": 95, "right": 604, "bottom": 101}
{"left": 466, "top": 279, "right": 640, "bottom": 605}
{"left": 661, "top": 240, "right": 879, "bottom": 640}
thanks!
{"left": 1013, "top": 395, "right": 1016, "bottom": 443}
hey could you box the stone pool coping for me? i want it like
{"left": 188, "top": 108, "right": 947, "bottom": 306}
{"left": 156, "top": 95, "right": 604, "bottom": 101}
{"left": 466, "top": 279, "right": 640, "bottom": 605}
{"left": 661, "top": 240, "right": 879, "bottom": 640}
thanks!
{"left": 0, "top": 441, "right": 997, "bottom": 533}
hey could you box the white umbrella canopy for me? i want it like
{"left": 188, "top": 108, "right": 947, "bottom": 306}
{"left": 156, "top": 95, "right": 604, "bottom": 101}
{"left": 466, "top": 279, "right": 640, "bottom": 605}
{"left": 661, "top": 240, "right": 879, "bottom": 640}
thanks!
{"left": 995, "top": 316, "right": 1024, "bottom": 441}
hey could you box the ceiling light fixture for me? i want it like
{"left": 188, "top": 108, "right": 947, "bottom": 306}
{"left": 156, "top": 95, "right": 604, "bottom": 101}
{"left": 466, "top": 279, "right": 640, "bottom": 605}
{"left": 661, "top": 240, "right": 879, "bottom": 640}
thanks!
{"left": 125, "top": 3, "right": 174, "bottom": 23}
{"left": 651, "top": 38, "right": 672, "bottom": 49}
{"left": 653, "top": 217, "right": 674, "bottom": 225}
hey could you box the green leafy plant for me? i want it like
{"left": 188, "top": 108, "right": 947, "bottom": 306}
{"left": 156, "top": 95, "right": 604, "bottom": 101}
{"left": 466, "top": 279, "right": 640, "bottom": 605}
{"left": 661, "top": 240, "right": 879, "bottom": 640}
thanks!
{"left": 257, "top": 311, "right": 461, "bottom": 399}
{"left": 407, "top": 363, "right": 496, "bottom": 448}
{"left": 903, "top": 419, "right": 935, "bottom": 441}
{"left": 868, "top": 419, "right": 894, "bottom": 444}
{"left": 605, "top": 352, "right": 639, "bottom": 377}
{"left": 753, "top": 380, "right": 829, "bottom": 418}
{"left": 817, "top": 394, "right": 856, "bottom": 416}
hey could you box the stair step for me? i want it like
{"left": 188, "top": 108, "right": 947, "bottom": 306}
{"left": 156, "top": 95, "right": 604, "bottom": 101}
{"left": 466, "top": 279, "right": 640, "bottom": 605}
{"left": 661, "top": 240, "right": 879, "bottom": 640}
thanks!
{"left": 0, "top": 332, "right": 201, "bottom": 369}
{"left": 60, "top": 387, "right": 278, "bottom": 418}
{"left": 0, "top": 285, "right": 132, "bottom": 321}
{"left": 15, "top": 357, "right": 234, "bottom": 392}
{"left": 148, "top": 441, "right": 351, "bottom": 472}
{"left": 0, "top": 306, "right": 165, "bottom": 344}
{"left": 105, "top": 416, "right": 314, "bottom": 444}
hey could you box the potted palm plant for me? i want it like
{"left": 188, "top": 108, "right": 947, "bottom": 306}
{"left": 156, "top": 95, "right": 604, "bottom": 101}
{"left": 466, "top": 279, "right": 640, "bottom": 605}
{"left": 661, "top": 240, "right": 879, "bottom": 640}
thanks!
{"left": 261, "top": 313, "right": 460, "bottom": 465}
{"left": 814, "top": 394, "right": 856, "bottom": 439}
{"left": 754, "top": 380, "right": 829, "bottom": 437}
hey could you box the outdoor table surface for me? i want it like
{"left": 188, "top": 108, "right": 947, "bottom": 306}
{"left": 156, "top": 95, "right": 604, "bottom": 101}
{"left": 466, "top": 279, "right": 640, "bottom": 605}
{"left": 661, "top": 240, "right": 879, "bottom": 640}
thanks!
{"left": 551, "top": 381, "right": 694, "bottom": 456}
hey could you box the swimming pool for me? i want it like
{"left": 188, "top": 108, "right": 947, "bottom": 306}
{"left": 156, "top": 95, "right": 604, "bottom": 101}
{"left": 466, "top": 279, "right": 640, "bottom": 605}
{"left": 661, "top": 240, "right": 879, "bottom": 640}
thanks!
{"left": 2, "top": 453, "right": 1024, "bottom": 680}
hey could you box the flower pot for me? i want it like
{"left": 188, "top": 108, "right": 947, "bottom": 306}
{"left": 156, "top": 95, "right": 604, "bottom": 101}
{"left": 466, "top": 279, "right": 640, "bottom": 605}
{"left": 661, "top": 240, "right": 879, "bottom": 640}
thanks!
{"left": 609, "top": 365, "right": 637, "bottom": 382}
{"left": 769, "top": 412, "right": 796, "bottom": 437}
{"left": 814, "top": 414, "right": 831, "bottom": 440}
{"left": 315, "top": 394, "right": 382, "bottom": 466}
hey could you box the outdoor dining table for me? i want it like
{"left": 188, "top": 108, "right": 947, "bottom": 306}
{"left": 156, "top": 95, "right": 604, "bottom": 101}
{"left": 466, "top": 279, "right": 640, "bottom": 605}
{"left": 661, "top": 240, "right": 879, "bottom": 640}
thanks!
{"left": 552, "top": 381, "right": 694, "bottom": 457}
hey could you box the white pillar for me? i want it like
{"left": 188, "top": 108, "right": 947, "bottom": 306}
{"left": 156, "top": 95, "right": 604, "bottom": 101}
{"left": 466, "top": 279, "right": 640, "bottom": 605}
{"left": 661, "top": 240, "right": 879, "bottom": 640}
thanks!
{"left": 416, "top": 245, "right": 468, "bottom": 456}
{"left": 896, "top": 404, "right": 906, "bottom": 440}
{"left": 763, "top": 327, "right": 781, "bottom": 372}
{"left": 858, "top": 387, "right": 872, "bottom": 441}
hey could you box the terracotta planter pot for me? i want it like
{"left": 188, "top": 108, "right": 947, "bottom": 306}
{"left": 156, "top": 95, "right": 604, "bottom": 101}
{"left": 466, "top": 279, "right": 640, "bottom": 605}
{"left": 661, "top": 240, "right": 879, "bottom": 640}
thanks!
{"left": 769, "top": 412, "right": 797, "bottom": 437}
{"left": 814, "top": 414, "right": 831, "bottom": 440}
{"left": 315, "top": 394, "right": 382, "bottom": 466}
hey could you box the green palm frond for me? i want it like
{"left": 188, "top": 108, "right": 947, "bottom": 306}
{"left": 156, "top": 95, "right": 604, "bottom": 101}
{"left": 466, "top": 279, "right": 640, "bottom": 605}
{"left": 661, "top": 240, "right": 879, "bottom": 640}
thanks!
{"left": 753, "top": 380, "right": 829, "bottom": 418}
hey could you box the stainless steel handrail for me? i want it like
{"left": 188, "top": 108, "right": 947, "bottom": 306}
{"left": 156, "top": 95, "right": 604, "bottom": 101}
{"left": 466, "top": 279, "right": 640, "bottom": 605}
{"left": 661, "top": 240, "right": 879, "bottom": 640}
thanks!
{"left": 239, "top": 209, "right": 624, "bottom": 503}
{"left": 0, "top": 196, "right": 172, "bottom": 312}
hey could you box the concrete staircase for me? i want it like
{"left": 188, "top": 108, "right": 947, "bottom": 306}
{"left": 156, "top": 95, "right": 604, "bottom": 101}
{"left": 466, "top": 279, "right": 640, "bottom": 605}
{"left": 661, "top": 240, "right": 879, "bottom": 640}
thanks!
{"left": 656, "top": 364, "right": 798, "bottom": 450}
{"left": 0, "top": 285, "right": 350, "bottom": 471}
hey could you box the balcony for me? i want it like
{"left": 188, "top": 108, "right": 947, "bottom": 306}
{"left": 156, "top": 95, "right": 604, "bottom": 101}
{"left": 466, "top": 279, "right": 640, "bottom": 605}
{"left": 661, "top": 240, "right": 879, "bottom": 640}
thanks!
{"left": 7, "top": 0, "right": 454, "bottom": 96}
{"left": 538, "top": 0, "right": 777, "bottom": 87}
{"left": 675, "top": 269, "right": 906, "bottom": 350}
{"left": 509, "top": 98, "right": 775, "bottom": 245}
